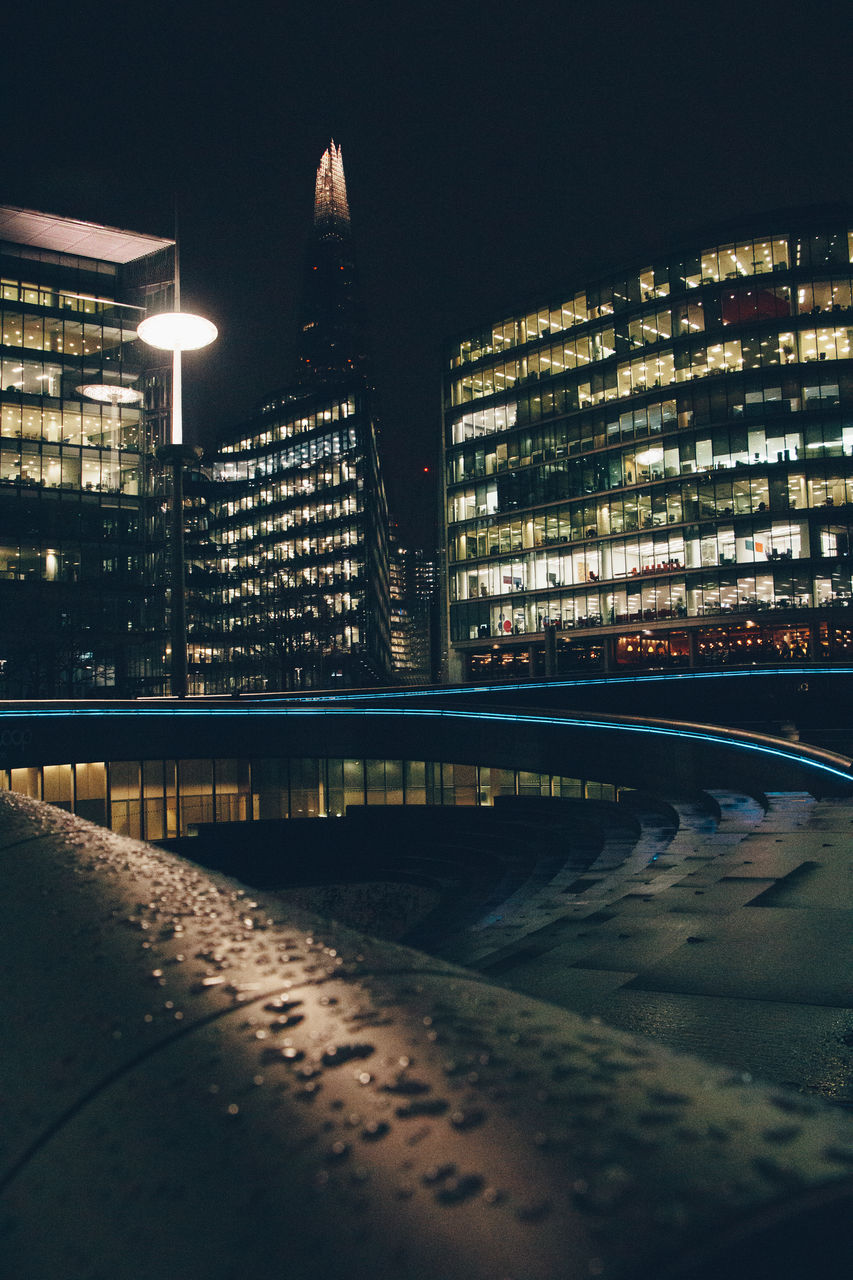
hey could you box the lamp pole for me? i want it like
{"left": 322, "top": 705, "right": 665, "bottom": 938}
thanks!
{"left": 137, "top": 310, "right": 217, "bottom": 698}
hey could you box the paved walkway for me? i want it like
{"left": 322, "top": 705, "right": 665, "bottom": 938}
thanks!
{"left": 434, "top": 790, "right": 853, "bottom": 1104}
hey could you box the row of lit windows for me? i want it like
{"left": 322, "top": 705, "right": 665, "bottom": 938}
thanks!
{"left": 451, "top": 325, "right": 853, "bottom": 406}
{"left": 184, "top": 635, "right": 363, "bottom": 675}
{"left": 615, "top": 626, "right": 811, "bottom": 669}
{"left": 796, "top": 280, "right": 853, "bottom": 315}
{"left": 450, "top": 232, "right": 852, "bottom": 365}
{"left": 213, "top": 427, "right": 358, "bottom": 480}
{"left": 2, "top": 355, "right": 63, "bottom": 397}
{"left": 240, "top": 527, "right": 360, "bottom": 557}
{"left": 207, "top": 525, "right": 361, "bottom": 572}
{"left": 451, "top": 519, "right": 847, "bottom": 602}
{"left": 1, "top": 401, "right": 141, "bottom": 449}
{"left": 464, "top": 622, "right": 853, "bottom": 677}
{"left": 216, "top": 460, "right": 357, "bottom": 518}
{"left": 464, "top": 623, "right": 848, "bottom": 677}
{"left": 449, "top": 373, "right": 845, "bottom": 445}
{"left": 447, "top": 458, "right": 853, "bottom": 526}
{"left": 450, "top": 420, "right": 853, "bottom": 510}
{"left": 214, "top": 485, "right": 360, "bottom": 535}
{"left": 0, "top": 278, "right": 118, "bottom": 314}
{"left": 453, "top": 513, "right": 829, "bottom": 573}
{"left": 219, "top": 398, "right": 356, "bottom": 454}
{"left": 616, "top": 622, "right": 853, "bottom": 668}
{"left": 623, "top": 300, "right": 705, "bottom": 349}
{"left": 0, "top": 441, "right": 140, "bottom": 493}
{"left": 214, "top": 560, "right": 362, "bottom": 594}
{"left": 448, "top": 469, "right": 852, "bottom": 544}
{"left": 216, "top": 616, "right": 362, "bottom": 649}
{"left": 451, "top": 566, "right": 853, "bottom": 642}
{"left": 456, "top": 281, "right": 853, "bottom": 375}
{"left": 214, "top": 496, "right": 361, "bottom": 548}
{"left": 0, "top": 308, "right": 130, "bottom": 355}
{"left": 209, "top": 603, "right": 363, "bottom": 631}
{"left": 447, "top": 420, "right": 853, "bottom": 493}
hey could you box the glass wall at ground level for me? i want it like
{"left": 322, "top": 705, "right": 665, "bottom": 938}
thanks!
{"left": 0, "top": 756, "right": 616, "bottom": 842}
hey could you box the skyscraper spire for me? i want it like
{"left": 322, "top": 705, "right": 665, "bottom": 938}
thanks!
{"left": 297, "top": 141, "right": 365, "bottom": 385}
{"left": 313, "top": 140, "right": 350, "bottom": 232}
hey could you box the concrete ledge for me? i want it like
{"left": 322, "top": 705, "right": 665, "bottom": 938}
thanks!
{"left": 1, "top": 790, "right": 852, "bottom": 1280}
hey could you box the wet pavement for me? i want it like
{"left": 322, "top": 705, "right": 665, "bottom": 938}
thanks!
{"left": 448, "top": 791, "right": 853, "bottom": 1103}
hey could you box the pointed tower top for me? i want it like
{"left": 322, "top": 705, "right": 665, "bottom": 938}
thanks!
{"left": 313, "top": 140, "right": 351, "bottom": 232}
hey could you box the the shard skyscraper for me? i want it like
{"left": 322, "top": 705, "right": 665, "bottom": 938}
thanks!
{"left": 297, "top": 141, "right": 366, "bottom": 385}
{"left": 192, "top": 142, "right": 390, "bottom": 692}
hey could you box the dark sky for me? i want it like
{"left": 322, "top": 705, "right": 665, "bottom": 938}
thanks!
{"left": 2, "top": 0, "right": 851, "bottom": 544}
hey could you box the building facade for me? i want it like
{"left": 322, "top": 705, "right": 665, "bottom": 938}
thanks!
{"left": 442, "top": 209, "right": 853, "bottom": 681}
{"left": 389, "top": 531, "right": 438, "bottom": 683}
{"left": 187, "top": 379, "right": 390, "bottom": 690}
{"left": 0, "top": 207, "right": 174, "bottom": 697}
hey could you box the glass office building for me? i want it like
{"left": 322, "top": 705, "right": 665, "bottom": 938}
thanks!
{"left": 187, "top": 379, "right": 390, "bottom": 690}
{"left": 442, "top": 208, "right": 853, "bottom": 681}
{"left": 389, "top": 535, "right": 437, "bottom": 683}
{"left": 0, "top": 207, "right": 174, "bottom": 696}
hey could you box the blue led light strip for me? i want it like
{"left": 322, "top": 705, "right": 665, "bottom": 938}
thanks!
{"left": 244, "top": 664, "right": 853, "bottom": 704}
{"left": 1, "top": 703, "right": 850, "bottom": 785}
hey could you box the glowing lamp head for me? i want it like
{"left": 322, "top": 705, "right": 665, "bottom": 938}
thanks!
{"left": 137, "top": 312, "right": 218, "bottom": 352}
{"left": 77, "top": 384, "right": 142, "bottom": 406}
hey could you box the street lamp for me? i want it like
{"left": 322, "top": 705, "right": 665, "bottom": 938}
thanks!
{"left": 76, "top": 383, "right": 142, "bottom": 418}
{"left": 76, "top": 384, "right": 142, "bottom": 451}
{"left": 137, "top": 310, "right": 217, "bottom": 698}
{"left": 136, "top": 313, "right": 217, "bottom": 446}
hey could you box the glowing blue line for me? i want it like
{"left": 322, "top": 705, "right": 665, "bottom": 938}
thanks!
{"left": 1, "top": 702, "right": 850, "bottom": 784}
{"left": 248, "top": 664, "right": 853, "bottom": 704}
{"left": 5, "top": 664, "right": 850, "bottom": 717}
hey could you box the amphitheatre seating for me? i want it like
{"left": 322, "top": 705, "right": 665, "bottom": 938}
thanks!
{"left": 453, "top": 788, "right": 853, "bottom": 1103}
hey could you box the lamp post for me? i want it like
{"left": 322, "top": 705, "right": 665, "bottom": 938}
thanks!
{"left": 137, "top": 311, "right": 217, "bottom": 698}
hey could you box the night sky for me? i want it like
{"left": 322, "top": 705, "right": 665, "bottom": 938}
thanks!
{"left": 3, "top": 0, "right": 851, "bottom": 544}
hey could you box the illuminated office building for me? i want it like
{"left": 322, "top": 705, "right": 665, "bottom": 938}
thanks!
{"left": 0, "top": 207, "right": 174, "bottom": 696}
{"left": 189, "top": 381, "right": 390, "bottom": 690}
{"left": 443, "top": 209, "right": 853, "bottom": 681}
{"left": 389, "top": 535, "right": 436, "bottom": 683}
{"left": 187, "top": 144, "right": 390, "bottom": 690}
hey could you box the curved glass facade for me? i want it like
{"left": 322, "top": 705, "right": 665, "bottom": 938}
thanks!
{"left": 0, "top": 754, "right": 614, "bottom": 838}
{"left": 442, "top": 211, "right": 853, "bottom": 680}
